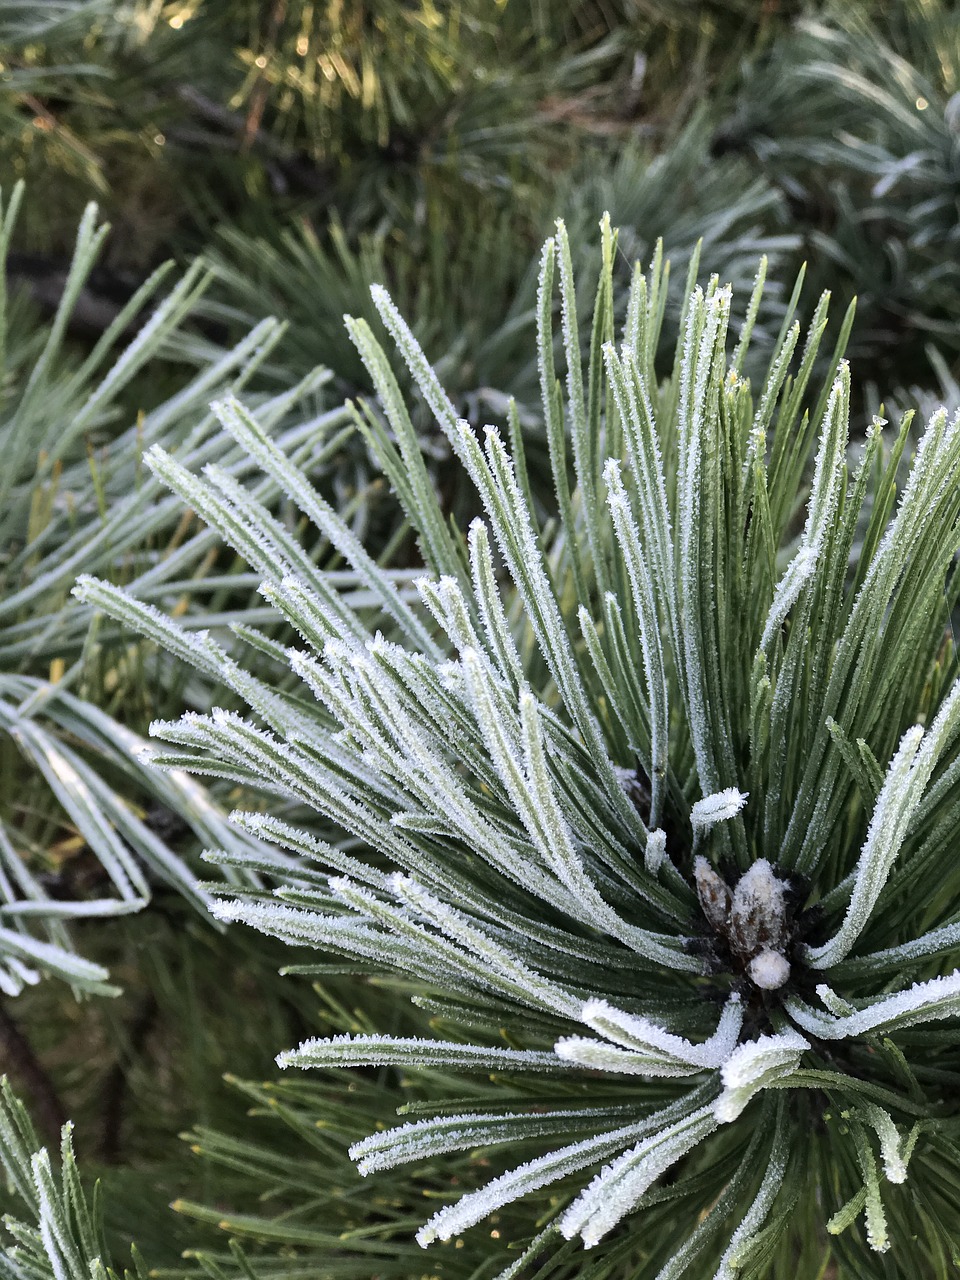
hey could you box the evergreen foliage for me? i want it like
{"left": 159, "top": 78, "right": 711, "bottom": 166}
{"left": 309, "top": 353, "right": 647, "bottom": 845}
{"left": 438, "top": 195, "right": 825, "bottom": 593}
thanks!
{"left": 75, "top": 222, "right": 960, "bottom": 1276}
{"left": 203, "top": 116, "right": 797, "bottom": 425}
{"left": 6, "top": 1, "right": 959, "bottom": 407}
{"left": 5, "top": 3, "right": 960, "bottom": 1277}
{"left": 0, "top": 0, "right": 629, "bottom": 258}
{"left": 0, "top": 1075, "right": 143, "bottom": 1280}
{"left": 721, "top": 2, "right": 960, "bottom": 381}
{"left": 0, "top": 181, "right": 357, "bottom": 993}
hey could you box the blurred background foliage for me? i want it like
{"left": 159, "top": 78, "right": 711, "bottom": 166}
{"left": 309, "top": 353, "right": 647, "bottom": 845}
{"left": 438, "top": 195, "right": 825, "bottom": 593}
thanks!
{"left": 1, "top": 0, "right": 960, "bottom": 1274}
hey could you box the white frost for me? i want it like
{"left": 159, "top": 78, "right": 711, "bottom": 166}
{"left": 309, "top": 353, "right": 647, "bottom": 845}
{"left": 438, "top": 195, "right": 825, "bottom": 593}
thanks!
{"left": 786, "top": 969, "right": 960, "bottom": 1039}
{"left": 714, "top": 1030, "right": 808, "bottom": 1123}
{"left": 645, "top": 828, "right": 667, "bottom": 874}
{"left": 730, "top": 858, "right": 787, "bottom": 955}
{"left": 747, "top": 949, "right": 791, "bottom": 990}
{"left": 690, "top": 788, "right": 749, "bottom": 832}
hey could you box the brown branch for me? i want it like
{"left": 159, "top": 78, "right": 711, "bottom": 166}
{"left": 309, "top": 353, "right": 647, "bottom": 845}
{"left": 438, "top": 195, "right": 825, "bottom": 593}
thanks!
{"left": 98, "top": 992, "right": 158, "bottom": 1163}
{"left": 0, "top": 998, "right": 66, "bottom": 1147}
{"left": 244, "top": 0, "right": 289, "bottom": 150}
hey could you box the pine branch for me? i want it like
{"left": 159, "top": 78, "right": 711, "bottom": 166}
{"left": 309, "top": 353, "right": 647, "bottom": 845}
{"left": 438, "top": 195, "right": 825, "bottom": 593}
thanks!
{"left": 78, "top": 218, "right": 960, "bottom": 1276}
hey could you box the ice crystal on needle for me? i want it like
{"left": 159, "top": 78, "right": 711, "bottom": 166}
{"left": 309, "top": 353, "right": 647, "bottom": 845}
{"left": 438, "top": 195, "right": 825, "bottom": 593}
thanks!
{"left": 77, "top": 219, "right": 960, "bottom": 1276}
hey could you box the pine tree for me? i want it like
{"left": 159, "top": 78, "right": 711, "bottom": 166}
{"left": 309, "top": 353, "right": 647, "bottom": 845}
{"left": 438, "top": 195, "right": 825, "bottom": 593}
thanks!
{"left": 74, "top": 220, "right": 960, "bottom": 1276}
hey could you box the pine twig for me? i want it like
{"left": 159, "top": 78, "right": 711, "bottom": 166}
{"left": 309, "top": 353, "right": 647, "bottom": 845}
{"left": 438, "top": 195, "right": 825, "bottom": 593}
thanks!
{"left": 0, "top": 997, "right": 65, "bottom": 1146}
{"left": 98, "top": 992, "right": 159, "bottom": 1163}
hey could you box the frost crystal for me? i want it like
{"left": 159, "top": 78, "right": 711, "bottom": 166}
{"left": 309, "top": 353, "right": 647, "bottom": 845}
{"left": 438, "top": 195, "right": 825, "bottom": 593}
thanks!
{"left": 644, "top": 827, "right": 667, "bottom": 874}
{"left": 748, "top": 949, "right": 791, "bottom": 990}
{"left": 715, "top": 1030, "right": 809, "bottom": 1122}
{"left": 690, "top": 787, "right": 749, "bottom": 832}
